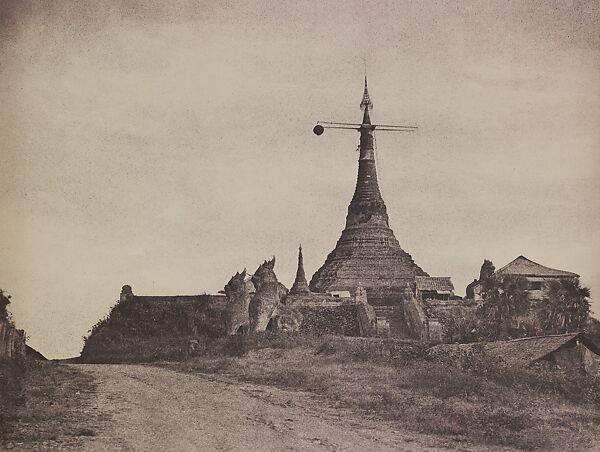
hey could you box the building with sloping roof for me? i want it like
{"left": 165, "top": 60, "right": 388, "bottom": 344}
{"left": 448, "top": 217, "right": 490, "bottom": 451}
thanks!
{"left": 415, "top": 276, "right": 455, "bottom": 301}
{"left": 429, "top": 333, "right": 600, "bottom": 375}
{"left": 471, "top": 256, "right": 579, "bottom": 302}
{"left": 496, "top": 256, "right": 579, "bottom": 279}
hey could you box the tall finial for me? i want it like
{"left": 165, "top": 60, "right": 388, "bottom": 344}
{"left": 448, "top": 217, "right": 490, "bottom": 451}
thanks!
{"left": 360, "top": 74, "right": 373, "bottom": 111}
{"left": 313, "top": 74, "right": 418, "bottom": 136}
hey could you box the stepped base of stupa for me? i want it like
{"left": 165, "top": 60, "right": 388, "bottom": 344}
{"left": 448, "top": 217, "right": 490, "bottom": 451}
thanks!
{"left": 310, "top": 225, "right": 428, "bottom": 305}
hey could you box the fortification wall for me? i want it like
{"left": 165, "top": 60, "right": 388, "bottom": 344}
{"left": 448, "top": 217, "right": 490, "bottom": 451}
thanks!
{"left": 131, "top": 295, "right": 227, "bottom": 310}
{"left": 82, "top": 290, "right": 229, "bottom": 361}
{"left": 366, "top": 285, "right": 412, "bottom": 306}
{"left": 285, "top": 293, "right": 344, "bottom": 305}
{"left": 119, "top": 294, "right": 227, "bottom": 337}
{"left": 137, "top": 295, "right": 226, "bottom": 302}
{"left": 284, "top": 292, "right": 361, "bottom": 336}
{"left": 292, "top": 304, "right": 360, "bottom": 336}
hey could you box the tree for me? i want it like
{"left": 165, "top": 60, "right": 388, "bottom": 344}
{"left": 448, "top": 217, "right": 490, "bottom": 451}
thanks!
{"left": 479, "top": 259, "right": 496, "bottom": 282}
{"left": 540, "top": 278, "right": 590, "bottom": 333}
{"left": 0, "top": 289, "right": 11, "bottom": 321}
{"left": 471, "top": 259, "right": 497, "bottom": 301}
{"left": 478, "top": 274, "right": 530, "bottom": 340}
{"left": 438, "top": 306, "right": 482, "bottom": 343}
{"left": 584, "top": 317, "right": 600, "bottom": 345}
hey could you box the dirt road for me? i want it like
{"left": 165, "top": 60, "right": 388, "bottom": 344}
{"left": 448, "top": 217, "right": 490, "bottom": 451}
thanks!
{"left": 72, "top": 364, "right": 494, "bottom": 452}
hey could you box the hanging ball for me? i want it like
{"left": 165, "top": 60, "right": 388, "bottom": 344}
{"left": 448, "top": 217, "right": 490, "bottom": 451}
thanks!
{"left": 313, "top": 125, "right": 324, "bottom": 136}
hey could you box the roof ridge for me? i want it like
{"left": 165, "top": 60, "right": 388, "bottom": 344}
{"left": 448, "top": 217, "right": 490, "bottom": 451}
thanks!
{"left": 504, "top": 332, "right": 580, "bottom": 343}
{"left": 496, "top": 255, "right": 578, "bottom": 277}
{"left": 496, "top": 255, "right": 534, "bottom": 273}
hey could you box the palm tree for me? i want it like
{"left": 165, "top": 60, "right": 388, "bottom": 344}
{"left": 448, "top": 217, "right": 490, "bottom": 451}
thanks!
{"left": 541, "top": 278, "right": 590, "bottom": 333}
{"left": 479, "top": 275, "right": 530, "bottom": 340}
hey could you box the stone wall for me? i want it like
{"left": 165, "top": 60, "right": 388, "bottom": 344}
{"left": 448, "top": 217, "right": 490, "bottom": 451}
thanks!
{"left": 402, "top": 291, "right": 429, "bottom": 342}
{"left": 285, "top": 293, "right": 341, "bottom": 305}
{"left": 82, "top": 290, "right": 229, "bottom": 361}
{"left": 292, "top": 303, "right": 360, "bottom": 336}
{"left": 366, "top": 285, "right": 412, "bottom": 306}
{"left": 284, "top": 291, "right": 363, "bottom": 336}
{"left": 122, "top": 294, "right": 228, "bottom": 337}
{"left": 425, "top": 299, "right": 478, "bottom": 343}
{"left": 355, "top": 285, "right": 377, "bottom": 336}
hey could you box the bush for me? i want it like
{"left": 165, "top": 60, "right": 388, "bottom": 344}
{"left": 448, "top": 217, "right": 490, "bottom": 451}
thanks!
{"left": 430, "top": 346, "right": 600, "bottom": 406}
{"left": 81, "top": 296, "right": 227, "bottom": 362}
{"left": 315, "top": 336, "right": 427, "bottom": 363}
{"left": 491, "top": 365, "right": 600, "bottom": 406}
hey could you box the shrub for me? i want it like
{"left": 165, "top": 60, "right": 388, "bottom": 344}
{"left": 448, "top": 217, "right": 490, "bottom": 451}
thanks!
{"left": 431, "top": 346, "right": 600, "bottom": 407}
{"left": 81, "top": 296, "right": 228, "bottom": 362}
{"left": 315, "top": 336, "right": 427, "bottom": 363}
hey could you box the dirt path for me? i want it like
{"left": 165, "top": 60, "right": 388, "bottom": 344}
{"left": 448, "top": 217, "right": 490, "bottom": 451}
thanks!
{"left": 72, "top": 363, "right": 507, "bottom": 452}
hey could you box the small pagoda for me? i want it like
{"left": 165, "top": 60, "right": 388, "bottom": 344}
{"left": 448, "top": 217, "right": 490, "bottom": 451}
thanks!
{"left": 289, "top": 245, "right": 310, "bottom": 295}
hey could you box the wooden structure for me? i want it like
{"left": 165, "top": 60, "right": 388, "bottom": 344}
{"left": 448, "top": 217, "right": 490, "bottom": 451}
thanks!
{"left": 415, "top": 276, "right": 455, "bottom": 301}
{"left": 471, "top": 256, "right": 578, "bottom": 301}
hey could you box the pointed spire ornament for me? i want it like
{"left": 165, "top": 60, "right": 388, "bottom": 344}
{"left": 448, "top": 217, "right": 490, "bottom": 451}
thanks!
{"left": 290, "top": 244, "right": 310, "bottom": 294}
{"left": 360, "top": 76, "right": 373, "bottom": 111}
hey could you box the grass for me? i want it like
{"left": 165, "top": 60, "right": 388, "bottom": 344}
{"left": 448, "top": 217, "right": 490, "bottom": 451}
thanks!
{"left": 0, "top": 360, "right": 103, "bottom": 449}
{"left": 0, "top": 360, "right": 25, "bottom": 438}
{"left": 78, "top": 331, "right": 600, "bottom": 449}
{"left": 80, "top": 335, "right": 189, "bottom": 363}
{"left": 152, "top": 333, "right": 600, "bottom": 451}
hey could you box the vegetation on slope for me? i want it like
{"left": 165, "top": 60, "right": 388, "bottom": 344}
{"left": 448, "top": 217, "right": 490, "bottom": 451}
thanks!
{"left": 81, "top": 296, "right": 226, "bottom": 362}
{"left": 161, "top": 333, "right": 600, "bottom": 451}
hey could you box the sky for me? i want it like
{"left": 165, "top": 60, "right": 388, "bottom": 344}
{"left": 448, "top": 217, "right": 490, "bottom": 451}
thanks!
{"left": 1, "top": 1, "right": 599, "bottom": 358}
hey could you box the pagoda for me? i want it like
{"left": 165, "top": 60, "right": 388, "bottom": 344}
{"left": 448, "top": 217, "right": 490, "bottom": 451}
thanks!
{"left": 289, "top": 245, "right": 310, "bottom": 295}
{"left": 309, "top": 78, "right": 428, "bottom": 305}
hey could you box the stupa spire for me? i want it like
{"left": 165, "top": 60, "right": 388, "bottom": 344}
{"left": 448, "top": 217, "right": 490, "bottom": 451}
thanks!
{"left": 310, "top": 79, "right": 428, "bottom": 305}
{"left": 290, "top": 244, "right": 310, "bottom": 294}
{"left": 348, "top": 79, "right": 386, "bottom": 228}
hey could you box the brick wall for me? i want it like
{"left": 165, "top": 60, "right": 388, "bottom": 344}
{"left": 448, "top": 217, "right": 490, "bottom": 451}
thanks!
{"left": 292, "top": 304, "right": 360, "bottom": 336}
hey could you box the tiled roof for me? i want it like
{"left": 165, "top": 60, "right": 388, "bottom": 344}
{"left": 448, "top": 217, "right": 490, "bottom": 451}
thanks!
{"left": 484, "top": 333, "right": 581, "bottom": 366}
{"left": 415, "top": 276, "right": 454, "bottom": 292}
{"left": 497, "top": 256, "right": 578, "bottom": 278}
{"left": 430, "top": 333, "right": 600, "bottom": 367}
